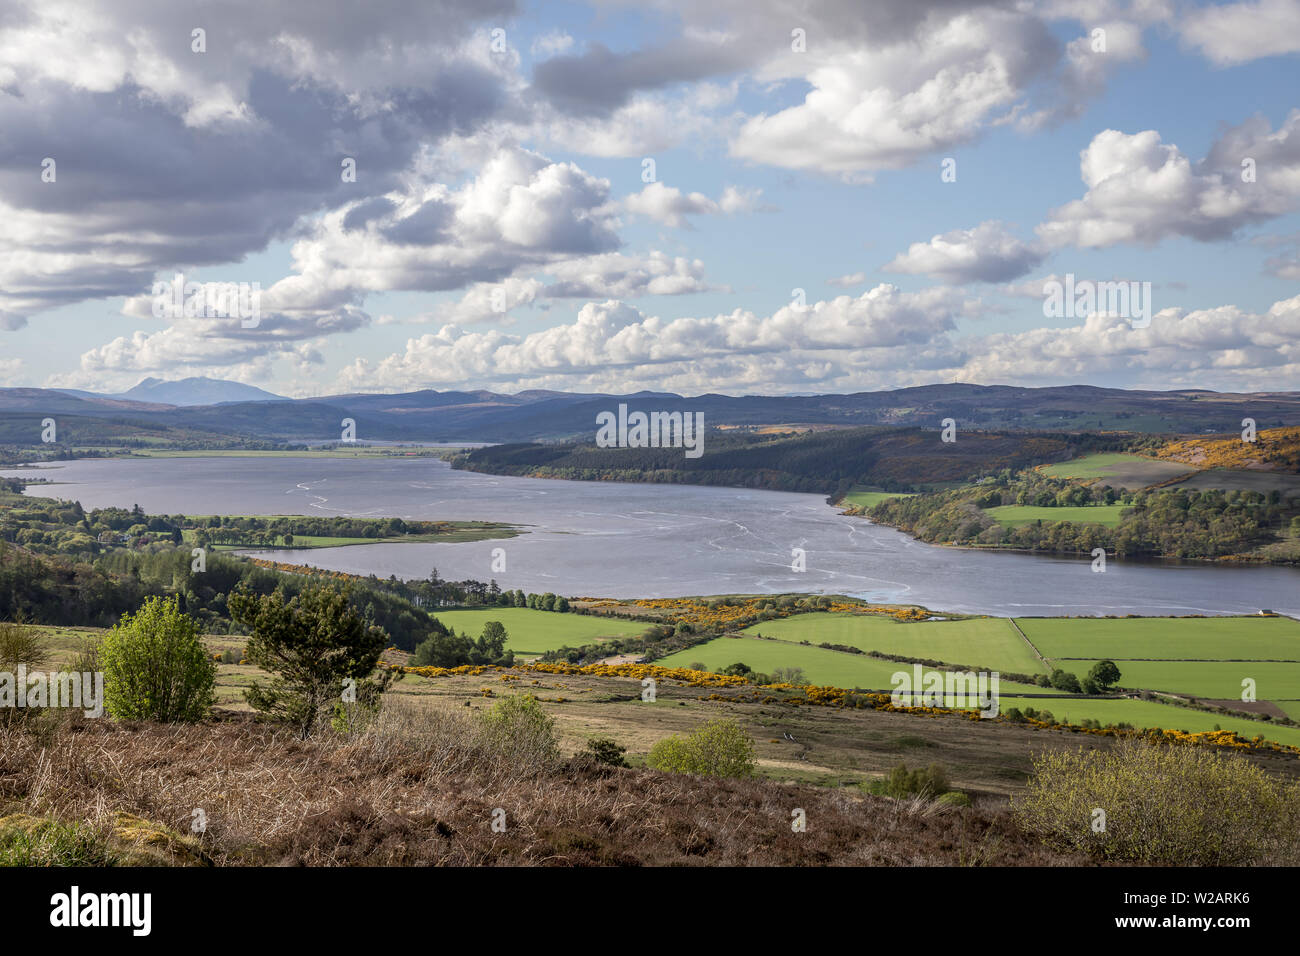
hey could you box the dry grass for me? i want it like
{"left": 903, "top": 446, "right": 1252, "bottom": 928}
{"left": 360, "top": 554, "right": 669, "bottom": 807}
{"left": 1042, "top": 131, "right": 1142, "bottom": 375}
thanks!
{"left": 0, "top": 702, "right": 1090, "bottom": 867}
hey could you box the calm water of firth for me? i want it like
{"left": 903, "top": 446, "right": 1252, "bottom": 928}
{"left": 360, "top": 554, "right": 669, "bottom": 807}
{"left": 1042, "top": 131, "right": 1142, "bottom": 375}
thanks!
{"left": 8, "top": 457, "right": 1299, "bottom": 617}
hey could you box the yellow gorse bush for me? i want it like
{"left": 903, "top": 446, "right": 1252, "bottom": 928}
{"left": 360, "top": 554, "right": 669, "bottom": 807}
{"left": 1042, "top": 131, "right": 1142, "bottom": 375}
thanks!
{"left": 525, "top": 660, "right": 749, "bottom": 687}
{"left": 1156, "top": 426, "right": 1300, "bottom": 471}
{"left": 577, "top": 596, "right": 928, "bottom": 629}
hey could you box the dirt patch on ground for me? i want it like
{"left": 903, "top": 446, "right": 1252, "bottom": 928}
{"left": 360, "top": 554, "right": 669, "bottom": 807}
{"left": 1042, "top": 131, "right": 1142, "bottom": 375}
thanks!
{"left": 1170, "top": 468, "right": 1300, "bottom": 497}
{"left": 592, "top": 654, "right": 644, "bottom": 666}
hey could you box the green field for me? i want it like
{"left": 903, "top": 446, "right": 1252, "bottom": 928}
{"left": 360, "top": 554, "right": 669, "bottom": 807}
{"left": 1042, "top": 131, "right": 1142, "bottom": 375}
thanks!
{"left": 1018, "top": 616, "right": 1300, "bottom": 661}
{"left": 840, "top": 489, "right": 915, "bottom": 509}
{"left": 10, "top": 625, "right": 102, "bottom": 660}
{"left": 655, "top": 635, "right": 1044, "bottom": 697}
{"left": 1057, "top": 659, "right": 1300, "bottom": 700}
{"left": 985, "top": 504, "right": 1126, "bottom": 528}
{"left": 428, "top": 608, "right": 649, "bottom": 655}
{"left": 1014, "top": 616, "right": 1300, "bottom": 746}
{"left": 999, "top": 696, "right": 1300, "bottom": 748}
{"left": 672, "top": 612, "right": 1300, "bottom": 748}
{"left": 739, "top": 612, "right": 1045, "bottom": 674}
{"left": 1039, "top": 453, "right": 1151, "bottom": 479}
{"left": 1038, "top": 452, "right": 1194, "bottom": 489}
{"left": 17, "top": 610, "right": 1300, "bottom": 748}
{"left": 278, "top": 535, "right": 377, "bottom": 548}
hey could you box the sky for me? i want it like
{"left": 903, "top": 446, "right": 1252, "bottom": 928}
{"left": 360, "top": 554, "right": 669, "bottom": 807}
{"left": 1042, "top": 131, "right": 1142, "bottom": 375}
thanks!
{"left": 1, "top": 0, "right": 1298, "bottom": 399}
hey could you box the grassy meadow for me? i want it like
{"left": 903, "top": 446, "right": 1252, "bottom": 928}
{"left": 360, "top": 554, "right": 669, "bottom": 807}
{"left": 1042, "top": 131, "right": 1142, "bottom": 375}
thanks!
{"left": 650, "top": 610, "right": 1300, "bottom": 748}
{"left": 984, "top": 504, "right": 1126, "bottom": 528}
{"left": 427, "top": 607, "right": 649, "bottom": 655}
{"left": 1016, "top": 615, "right": 1300, "bottom": 661}
{"left": 738, "top": 612, "right": 1045, "bottom": 674}
{"left": 840, "top": 489, "right": 915, "bottom": 509}
{"left": 654, "top": 634, "right": 1045, "bottom": 697}
{"left": 1053, "top": 659, "right": 1300, "bottom": 700}
{"left": 1037, "top": 452, "right": 1193, "bottom": 488}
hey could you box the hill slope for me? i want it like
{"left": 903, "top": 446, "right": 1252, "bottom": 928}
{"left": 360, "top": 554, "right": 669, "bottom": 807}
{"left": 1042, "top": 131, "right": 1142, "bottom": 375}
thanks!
{"left": 118, "top": 377, "right": 284, "bottom": 405}
{"left": 4, "top": 383, "right": 1300, "bottom": 444}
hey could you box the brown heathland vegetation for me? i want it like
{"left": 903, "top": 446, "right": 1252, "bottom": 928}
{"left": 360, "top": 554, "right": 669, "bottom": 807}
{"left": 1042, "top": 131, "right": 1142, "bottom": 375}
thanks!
{"left": 0, "top": 710, "right": 1089, "bottom": 867}
{"left": 8, "top": 629, "right": 1300, "bottom": 866}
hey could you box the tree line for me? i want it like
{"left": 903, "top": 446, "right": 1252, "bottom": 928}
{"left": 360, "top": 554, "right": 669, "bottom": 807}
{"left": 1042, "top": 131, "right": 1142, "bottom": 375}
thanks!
{"left": 869, "top": 473, "right": 1297, "bottom": 560}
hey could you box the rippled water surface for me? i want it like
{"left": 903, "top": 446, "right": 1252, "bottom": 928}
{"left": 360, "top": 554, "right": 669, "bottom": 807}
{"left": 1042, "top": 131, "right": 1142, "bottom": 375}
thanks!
{"left": 9, "top": 456, "right": 1299, "bottom": 617}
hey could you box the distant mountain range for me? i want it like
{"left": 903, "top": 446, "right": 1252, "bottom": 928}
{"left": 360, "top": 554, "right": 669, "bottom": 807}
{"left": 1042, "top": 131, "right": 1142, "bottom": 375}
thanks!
{"left": 4, "top": 381, "right": 1300, "bottom": 445}
{"left": 56, "top": 376, "right": 284, "bottom": 406}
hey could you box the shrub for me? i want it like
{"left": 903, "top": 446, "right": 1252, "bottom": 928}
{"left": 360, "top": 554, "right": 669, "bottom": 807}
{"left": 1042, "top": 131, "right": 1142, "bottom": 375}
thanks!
{"left": 769, "top": 666, "right": 807, "bottom": 685}
{"left": 67, "top": 635, "right": 100, "bottom": 682}
{"left": 581, "top": 736, "right": 629, "bottom": 768}
{"left": 329, "top": 691, "right": 385, "bottom": 735}
{"left": 0, "top": 622, "right": 48, "bottom": 673}
{"left": 1049, "top": 668, "right": 1082, "bottom": 693}
{"left": 866, "top": 762, "right": 951, "bottom": 799}
{"left": 646, "top": 735, "right": 694, "bottom": 773}
{"left": 478, "top": 693, "right": 560, "bottom": 771}
{"left": 100, "top": 597, "right": 215, "bottom": 723}
{"left": 0, "top": 623, "right": 50, "bottom": 726}
{"left": 647, "top": 719, "right": 755, "bottom": 778}
{"left": 1012, "top": 739, "right": 1300, "bottom": 865}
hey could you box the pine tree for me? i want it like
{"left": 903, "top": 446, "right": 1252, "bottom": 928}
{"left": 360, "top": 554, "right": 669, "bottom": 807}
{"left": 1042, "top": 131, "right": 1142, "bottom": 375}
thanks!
{"left": 229, "top": 584, "right": 393, "bottom": 738}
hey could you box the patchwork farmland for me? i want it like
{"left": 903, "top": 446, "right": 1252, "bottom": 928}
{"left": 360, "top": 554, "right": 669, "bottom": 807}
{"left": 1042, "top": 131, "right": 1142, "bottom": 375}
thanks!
{"left": 1014, "top": 615, "right": 1300, "bottom": 661}
{"left": 647, "top": 610, "right": 1300, "bottom": 748}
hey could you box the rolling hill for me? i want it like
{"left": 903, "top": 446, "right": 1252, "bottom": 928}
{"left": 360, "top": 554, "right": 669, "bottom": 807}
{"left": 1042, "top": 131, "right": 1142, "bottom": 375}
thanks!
{"left": 3, "top": 383, "right": 1300, "bottom": 445}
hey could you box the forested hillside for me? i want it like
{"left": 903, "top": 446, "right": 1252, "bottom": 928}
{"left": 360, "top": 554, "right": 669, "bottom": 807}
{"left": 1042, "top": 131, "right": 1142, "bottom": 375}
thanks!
{"left": 454, "top": 427, "right": 1091, "bottom": 496}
